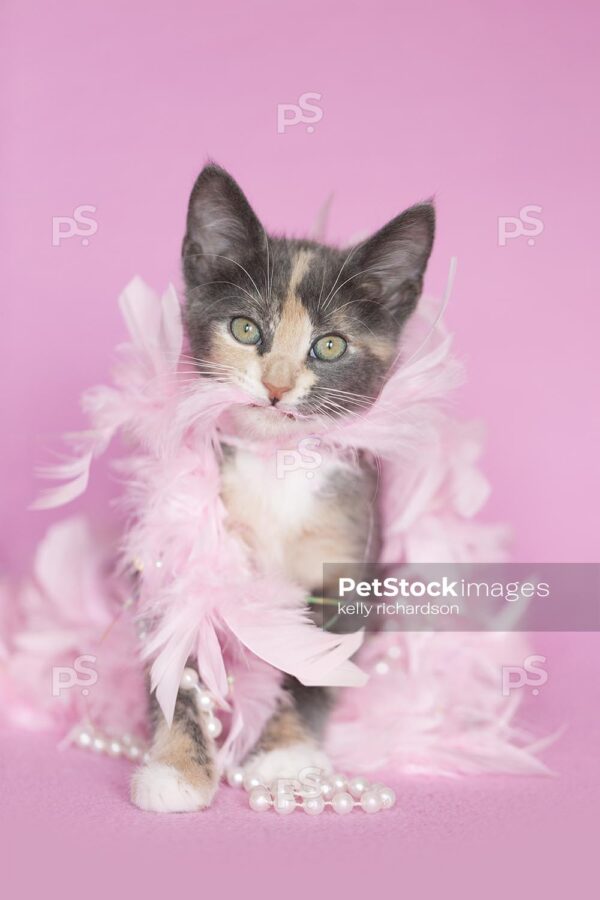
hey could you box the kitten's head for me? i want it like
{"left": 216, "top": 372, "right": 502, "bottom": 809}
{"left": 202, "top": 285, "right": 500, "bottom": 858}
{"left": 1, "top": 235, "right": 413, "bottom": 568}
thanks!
{"left": 182, "top": 164, "right": 434, "bottom": 438}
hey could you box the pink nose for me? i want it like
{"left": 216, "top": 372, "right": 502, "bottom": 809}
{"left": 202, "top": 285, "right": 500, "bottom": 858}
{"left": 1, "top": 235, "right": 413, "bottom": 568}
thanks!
{"left": 262, "top": 380, "right": 292, "bottom": 402}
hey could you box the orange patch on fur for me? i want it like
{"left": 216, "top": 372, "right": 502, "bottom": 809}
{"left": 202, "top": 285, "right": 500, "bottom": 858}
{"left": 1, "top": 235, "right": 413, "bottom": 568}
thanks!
{"left": 261, "top": 251, "right": 315, "bottom": 395}
{"left": 358, "top": 333, "right": 396, "bottom": 365}
{"left": 151, "top": 719, "right": 216, "bottom": 790}
{"left": 256, "top": 705, "right": 312, "bottom": 752}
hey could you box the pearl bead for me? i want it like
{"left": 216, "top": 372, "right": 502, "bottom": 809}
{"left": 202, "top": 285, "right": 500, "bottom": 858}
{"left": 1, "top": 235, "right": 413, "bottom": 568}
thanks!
{"left": 197, "top": 691, "right": 215, "bottom": 712}
{"left": 374, "top": 660, "right": 390, "bottom": 675}
{"left": 348, "top": 776, "right": 369, "bottom": 798}
{"left": 331, "top": 773, "right": 347, "bottom": 792}
{"left": 206, "top": 716, "right": 222, "bottom": 738}
{"left": 303, "top": 795, "right": 325, "bottom": 815}
{"left": 107, "top": 739, "right": 122, "bottom": 757}
{"left": 92, "top": 736, "right": 106, "bottom": 753}
{"left": 378, "top": 786, "right": 396, "bottom": 809}
{"left": 320, "top": 779, "right": 335, "bottom": 799}
{"left": 332, "top": 791, "right": 354, "bottom": 815}
{"left": 226, "top": 767, "right": 245, "bottom": 788}
{"left": 243, "top": 772, "right": 263, "bottom": 792}
{"left": 360, "top": 790, "right": 382, "bottom": 814}
{"left": 125, "top": 743, "right": 141, "bottom": 761}
{"left": 274, "top": 794, "right": 296, "bottom": 815}
{"left": 76, "top": 729, "right": 93, "bottom": 749}
{"left": 179, "top": 668, "right": 200, "bottom": 691}
{"left": 249, "top": 786, "right": 272, "bottom": 812}
{"left": 295, "top": 779, "right": 315, "bottom": 800}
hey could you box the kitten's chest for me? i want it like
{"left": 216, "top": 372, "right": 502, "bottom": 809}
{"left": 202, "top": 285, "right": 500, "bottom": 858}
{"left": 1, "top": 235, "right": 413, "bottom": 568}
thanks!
{"left": 219, "top": 445, "right": 340, "bottom": 583}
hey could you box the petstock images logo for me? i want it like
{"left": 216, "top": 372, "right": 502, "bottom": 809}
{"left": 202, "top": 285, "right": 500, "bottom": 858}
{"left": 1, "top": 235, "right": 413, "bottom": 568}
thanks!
{"left": 316, "top": 563, "right": 600, "bottom": 634}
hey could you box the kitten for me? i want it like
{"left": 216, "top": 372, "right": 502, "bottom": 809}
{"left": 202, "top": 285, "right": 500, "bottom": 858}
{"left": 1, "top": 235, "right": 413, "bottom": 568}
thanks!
{"left": 131, "top": 164, "right": 434, "bottom": 812}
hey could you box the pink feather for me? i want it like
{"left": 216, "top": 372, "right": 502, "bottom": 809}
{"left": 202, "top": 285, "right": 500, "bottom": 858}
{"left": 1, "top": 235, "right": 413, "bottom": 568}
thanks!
{"left": 1, "top": 276, "right": 547, "bottom": 776}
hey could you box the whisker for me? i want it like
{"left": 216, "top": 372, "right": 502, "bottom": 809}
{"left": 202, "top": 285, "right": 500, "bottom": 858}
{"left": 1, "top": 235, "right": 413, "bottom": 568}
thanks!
{"left": 315, "top": 394, "right": 372, "bottom": 428}
{"left": 318, "top": 246, "right": 358, "bottom": 312}
{"left": 316, "top": 385, "right": 375, "bottom": 401}
{"left": 177, "top": 357, "right": 240, "bottom": 373}
{"left": 321, "top": 264, "right": 380, "bottom": 313}
{"left": 316, "top": 385, "right": 379, "bottom": 407}
{"left": 263, "top": 229, "right": 273, "bottom": 306}
{"left": 186, "top": 281, "right": 264, "bottom": 312}
{"left": 331, "top": 295, "right": 391, "bottom": 316}
{"left": 317, "top": 396, "right": 373, "bottom": 412}
{"left": 317, "top": 385, "right": 396, "bottom": 416}
{"left": 183, "top": 252, "right": 264, "bottom": 305}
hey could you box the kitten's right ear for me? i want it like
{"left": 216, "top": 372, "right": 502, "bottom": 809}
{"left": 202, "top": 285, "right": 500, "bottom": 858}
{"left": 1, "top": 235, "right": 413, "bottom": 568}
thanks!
{"left": 182, "top": 164, "right": 264, "bottom": 279}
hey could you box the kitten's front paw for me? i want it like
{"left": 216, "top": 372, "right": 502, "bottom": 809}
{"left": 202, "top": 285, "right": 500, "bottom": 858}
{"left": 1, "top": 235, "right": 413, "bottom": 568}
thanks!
{"left": 131, "top": 762, "right": 217, "bottom": 813}
{"left": 245, "top": 742, "right": 332, "bottom": 786}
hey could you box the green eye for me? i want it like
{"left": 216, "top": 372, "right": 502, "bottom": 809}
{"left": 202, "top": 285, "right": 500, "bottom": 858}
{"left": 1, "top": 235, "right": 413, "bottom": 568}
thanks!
{"left": 230, "top": 317, "right": 261, "bottom": 345}
{"left": 311, "top": 334, "right": 347, "bottom": 362}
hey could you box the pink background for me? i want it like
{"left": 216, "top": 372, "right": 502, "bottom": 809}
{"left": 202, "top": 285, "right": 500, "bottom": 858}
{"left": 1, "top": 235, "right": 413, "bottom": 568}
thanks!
{"left": 2, "top": 0, "right": 599, "bottom": 570}
{"left": 1, "top": 0, "right": 598, "bottom": 894}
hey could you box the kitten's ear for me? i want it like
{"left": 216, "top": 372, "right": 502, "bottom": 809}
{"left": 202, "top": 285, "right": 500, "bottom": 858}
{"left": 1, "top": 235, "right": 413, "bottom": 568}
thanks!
{"left": 182, "top": 164, "right": 264, "bottom": 276}
{"left": 349, "top": 203, "right": 435, "bottom": 318}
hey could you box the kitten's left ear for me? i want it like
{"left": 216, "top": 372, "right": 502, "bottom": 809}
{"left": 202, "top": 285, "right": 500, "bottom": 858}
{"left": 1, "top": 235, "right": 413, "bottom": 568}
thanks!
{"left": 349, "top": 202, "right": 435, "bottom": 318}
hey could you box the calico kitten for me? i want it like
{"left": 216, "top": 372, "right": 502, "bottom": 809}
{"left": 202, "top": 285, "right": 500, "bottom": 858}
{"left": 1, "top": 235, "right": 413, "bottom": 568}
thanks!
{"left": 131, "top": 164, "right": 434, "bottom": 812}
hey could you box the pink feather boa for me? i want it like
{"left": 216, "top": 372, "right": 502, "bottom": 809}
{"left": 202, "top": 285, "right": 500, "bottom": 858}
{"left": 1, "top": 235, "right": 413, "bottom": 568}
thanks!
{"left": 0, "top": 277, "right": 548, "bottom": 775}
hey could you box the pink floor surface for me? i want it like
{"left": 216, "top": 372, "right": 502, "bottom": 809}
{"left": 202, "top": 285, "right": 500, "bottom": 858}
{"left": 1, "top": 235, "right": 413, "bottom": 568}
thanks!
{"left": 3, "top": 633, "right": 598, "bottom": 898}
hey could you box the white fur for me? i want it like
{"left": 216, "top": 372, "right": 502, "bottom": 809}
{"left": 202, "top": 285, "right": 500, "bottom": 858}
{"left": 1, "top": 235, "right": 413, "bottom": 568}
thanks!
{"left": 244, "top": 742, "right": 332, "bottom": 785}
{"left": 220, "top": 444, "right": 344, "bottom": 578}
{"left": 131, "top": 763, "right": 215, "bottom": 813}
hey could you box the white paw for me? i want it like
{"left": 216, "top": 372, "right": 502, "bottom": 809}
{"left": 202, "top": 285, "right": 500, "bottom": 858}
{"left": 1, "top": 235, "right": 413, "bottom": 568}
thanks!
{"left": 131, "top": 763, "right": 216, "bottom": 813}
{"left": 245, "top": 743, "right": 332, "bottom": 786}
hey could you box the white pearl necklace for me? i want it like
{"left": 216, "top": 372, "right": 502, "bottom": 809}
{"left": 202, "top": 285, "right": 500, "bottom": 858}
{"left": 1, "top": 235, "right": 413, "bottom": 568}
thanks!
{"left": 179, "top": 666, "right": 224, "bottom": 738}
{"left": 67, "top": 722, "right": 149, "bottom": 762}
{"left": 64, "top": 665, "right": 217, "bottom": 760}
{"left": 67, "top": 667, "right": 397, "bottom": 818}
{"left": 225, "top": 768, "right": 396, "bottom": 816}
{"left": 181, "top": 667, "right": 397, "bottom": 816}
